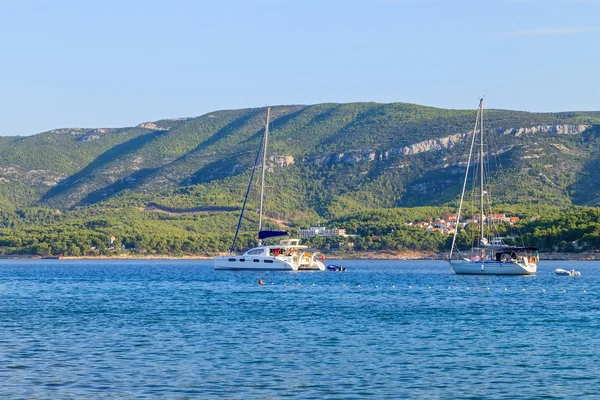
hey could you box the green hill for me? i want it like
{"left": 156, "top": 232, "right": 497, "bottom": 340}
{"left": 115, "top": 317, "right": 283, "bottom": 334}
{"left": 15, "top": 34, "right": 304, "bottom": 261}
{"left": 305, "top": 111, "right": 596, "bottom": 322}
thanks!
{"left": 1, "top": 102, "right": 600, "bottom": 256}
{"left": 1, "top": 102, "right": 598, "bottom": 212}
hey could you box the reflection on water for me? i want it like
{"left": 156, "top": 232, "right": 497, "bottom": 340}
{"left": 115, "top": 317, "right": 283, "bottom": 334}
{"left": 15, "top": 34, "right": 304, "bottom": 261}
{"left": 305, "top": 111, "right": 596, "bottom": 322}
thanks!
{"left": 1, "top": 259, "right": 599, "bottom": 398}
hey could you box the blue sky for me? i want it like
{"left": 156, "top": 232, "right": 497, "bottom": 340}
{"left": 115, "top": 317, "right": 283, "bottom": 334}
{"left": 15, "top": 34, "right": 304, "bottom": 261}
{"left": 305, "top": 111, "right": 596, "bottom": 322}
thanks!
{"left": 1, "top": 0, "right": 599, "bottom": 135}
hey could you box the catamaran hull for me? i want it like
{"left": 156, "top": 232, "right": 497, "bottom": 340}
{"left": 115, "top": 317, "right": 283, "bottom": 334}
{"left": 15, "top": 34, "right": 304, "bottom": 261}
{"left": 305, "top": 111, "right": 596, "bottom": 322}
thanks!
{"left": 214, "top": 256, "right": 326, "bottom": 271}
{"left": 214, "top": 256, "right": 297, "bottom": 271}
{"left": 450, "top": 261, "right": 537, "bottom": 275}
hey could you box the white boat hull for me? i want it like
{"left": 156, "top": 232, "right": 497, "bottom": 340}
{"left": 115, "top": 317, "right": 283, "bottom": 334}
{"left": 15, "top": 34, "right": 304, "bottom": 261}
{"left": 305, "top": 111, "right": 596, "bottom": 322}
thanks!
{"left": 299, "top": 261, "right": 325, "bottom": 271}
{"left": 555, "top": 268, "right": 580, "bottom": 276}
{"left": 214, "top": 255, "right": 297, "bottom": 270}
{"left": 450, "top": 260, "right": 537, "bottom": 275}
{"left": 214, "top": 256, "right": 325, "bottom": 271}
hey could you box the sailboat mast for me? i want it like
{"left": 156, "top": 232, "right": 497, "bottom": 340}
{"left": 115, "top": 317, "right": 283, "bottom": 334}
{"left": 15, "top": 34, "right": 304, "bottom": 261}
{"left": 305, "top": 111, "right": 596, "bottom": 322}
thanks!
{"left": 479, "top": 98, "right": 485, "bottom": 249}
{"left": 449, "top": 103, "right": 480, "bottom": 259}
{"left": 257, "top": 107, "right": 270, "bottom": 246}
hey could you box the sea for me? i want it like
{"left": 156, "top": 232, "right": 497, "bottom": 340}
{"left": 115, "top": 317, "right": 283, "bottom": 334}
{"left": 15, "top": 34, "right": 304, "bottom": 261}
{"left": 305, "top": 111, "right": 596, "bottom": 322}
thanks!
{"left": 1, "top": 259, "right": 599, "bottom": 399}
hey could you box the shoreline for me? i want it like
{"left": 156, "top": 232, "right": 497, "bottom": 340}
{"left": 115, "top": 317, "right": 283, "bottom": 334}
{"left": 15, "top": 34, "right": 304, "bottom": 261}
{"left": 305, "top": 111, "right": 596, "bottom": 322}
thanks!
{"left": 2, "top": 251, "right": 599, "bottom": 261}
{"left": 330, "top": 251, "right": 600, "bottom": 261}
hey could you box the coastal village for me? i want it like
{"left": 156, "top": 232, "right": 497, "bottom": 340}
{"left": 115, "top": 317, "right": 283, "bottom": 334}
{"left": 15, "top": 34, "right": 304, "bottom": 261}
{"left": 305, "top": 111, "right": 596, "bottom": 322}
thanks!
{"left": 300, "top": 213, "right": 533, "bottom": 240}
{"left": 404, "top": 213, "right": 528, "bottom": 235}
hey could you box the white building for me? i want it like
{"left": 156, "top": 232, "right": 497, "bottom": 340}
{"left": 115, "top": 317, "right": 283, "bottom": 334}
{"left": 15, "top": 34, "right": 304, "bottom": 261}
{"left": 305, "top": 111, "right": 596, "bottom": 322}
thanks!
{"left": 299, "top": 227, "right": 347, "bottom": 237}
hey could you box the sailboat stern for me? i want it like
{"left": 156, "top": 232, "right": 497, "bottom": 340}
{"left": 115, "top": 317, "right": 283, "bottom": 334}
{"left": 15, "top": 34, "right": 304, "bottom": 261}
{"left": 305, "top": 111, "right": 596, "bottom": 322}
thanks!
{"left": 298, "top": 260, "right": 325, "bottom": 271}
{"left": 296, "top": 251, "right": 326, "bottom": 271}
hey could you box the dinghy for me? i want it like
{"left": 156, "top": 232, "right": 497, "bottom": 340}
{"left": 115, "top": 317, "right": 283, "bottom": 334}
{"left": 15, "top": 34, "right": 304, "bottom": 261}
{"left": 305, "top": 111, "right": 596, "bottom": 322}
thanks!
{"left": 555, "top": 268, "right": 581, "bottom": 276}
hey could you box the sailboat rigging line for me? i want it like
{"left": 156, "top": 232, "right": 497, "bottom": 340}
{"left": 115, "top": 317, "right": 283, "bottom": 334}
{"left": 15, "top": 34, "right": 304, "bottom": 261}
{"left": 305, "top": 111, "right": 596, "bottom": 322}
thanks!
{"left": 229, "top": 127, "right": 266, "bottom": 254}
{"left": 449, "top": 101, "right": 481, "bottom": 259}
{"left": 257, "top": 107, "right": 270, "bottom": 245}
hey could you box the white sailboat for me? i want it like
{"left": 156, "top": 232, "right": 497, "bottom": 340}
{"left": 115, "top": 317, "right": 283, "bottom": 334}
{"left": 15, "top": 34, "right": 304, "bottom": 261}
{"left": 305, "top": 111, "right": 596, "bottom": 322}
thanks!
{"left": 448, "top": 99, "right": 539, "bottom": 275}
{"left": 214, "top": 107, "right": 325, "bottom": 271}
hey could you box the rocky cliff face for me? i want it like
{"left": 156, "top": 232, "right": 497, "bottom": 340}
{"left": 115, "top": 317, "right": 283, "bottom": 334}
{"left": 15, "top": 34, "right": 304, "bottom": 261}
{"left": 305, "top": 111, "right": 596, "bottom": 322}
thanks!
{"left": 309, "top": 124, "right": 591, "bottom": 165}
{"left": 392, "top": 132, "right": 466, "bottom": 156}
{"left": 502, "top": 124, "right": 589, "bottom": 136}
{"left": 137, "top": 122, "right": 171, "bottom": 131}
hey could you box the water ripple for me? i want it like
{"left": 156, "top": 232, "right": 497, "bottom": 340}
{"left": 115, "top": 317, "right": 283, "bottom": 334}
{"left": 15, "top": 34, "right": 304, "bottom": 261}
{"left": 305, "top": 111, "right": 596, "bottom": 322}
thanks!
{"left": 0, "top": 259, "right": 599, "bottom": 398}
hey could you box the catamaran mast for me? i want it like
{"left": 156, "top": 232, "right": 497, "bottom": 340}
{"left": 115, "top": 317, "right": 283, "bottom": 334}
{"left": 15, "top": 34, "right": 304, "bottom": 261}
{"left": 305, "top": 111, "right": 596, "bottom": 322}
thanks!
{"left": 257, "top": 107, "right": 270, "bottom": 246}
{"left": 479, "top": 98, "right": 485, "bottom": 255}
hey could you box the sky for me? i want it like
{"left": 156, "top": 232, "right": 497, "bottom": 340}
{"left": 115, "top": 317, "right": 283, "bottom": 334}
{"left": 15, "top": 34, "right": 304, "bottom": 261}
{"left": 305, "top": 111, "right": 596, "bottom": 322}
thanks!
{"left": 1, "top": 0, "right": 599, "bottom": 136}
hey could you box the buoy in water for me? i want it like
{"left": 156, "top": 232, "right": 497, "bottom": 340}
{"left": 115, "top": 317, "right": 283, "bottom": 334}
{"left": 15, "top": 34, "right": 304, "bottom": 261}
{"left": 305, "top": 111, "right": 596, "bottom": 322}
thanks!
{"left": 258, "top": 279, "right": 264, "bottom": 285}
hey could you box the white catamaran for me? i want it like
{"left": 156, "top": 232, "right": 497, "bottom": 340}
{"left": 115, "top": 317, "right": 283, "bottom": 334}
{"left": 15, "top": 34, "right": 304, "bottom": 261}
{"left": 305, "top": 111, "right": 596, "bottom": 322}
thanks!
{"left": 448, "top": 99, "right": 539, "bottom": 275}
{"left": 214, "top": 107, "right": 325, "bottom": 271}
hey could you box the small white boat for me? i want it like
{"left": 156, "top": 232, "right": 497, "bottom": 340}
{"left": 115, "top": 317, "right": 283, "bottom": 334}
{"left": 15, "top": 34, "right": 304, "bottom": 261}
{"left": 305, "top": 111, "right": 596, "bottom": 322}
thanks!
{"left": 555, "top": 268, "right": 581, "bottom": 276}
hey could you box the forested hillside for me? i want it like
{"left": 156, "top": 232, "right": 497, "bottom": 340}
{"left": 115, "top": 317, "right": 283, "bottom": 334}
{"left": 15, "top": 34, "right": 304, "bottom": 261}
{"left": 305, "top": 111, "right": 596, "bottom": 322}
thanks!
{"left": 1, "top": 102, "right": 600, "bottom": 256}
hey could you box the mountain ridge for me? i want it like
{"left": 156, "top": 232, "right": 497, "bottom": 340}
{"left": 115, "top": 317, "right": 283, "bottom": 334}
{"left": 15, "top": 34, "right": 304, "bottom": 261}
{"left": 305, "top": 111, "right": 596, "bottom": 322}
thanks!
{"left": 0, "top": 101, "right": 599, "bottom": 217}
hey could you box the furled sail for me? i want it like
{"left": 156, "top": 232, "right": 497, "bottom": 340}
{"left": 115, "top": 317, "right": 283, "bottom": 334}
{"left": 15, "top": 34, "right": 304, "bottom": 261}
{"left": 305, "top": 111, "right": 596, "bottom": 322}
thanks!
{"left": 258, "top": 230, "right": 288, "bottom": 240}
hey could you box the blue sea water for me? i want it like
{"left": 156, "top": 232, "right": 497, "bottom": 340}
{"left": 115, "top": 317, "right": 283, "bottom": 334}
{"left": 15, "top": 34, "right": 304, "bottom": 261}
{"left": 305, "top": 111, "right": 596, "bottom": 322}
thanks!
{"left": 1, "top": 259, "right": 599, "bottom": 399}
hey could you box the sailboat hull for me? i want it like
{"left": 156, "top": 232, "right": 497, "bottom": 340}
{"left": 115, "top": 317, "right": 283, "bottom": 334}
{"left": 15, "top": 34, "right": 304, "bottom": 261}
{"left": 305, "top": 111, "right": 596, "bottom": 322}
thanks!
{"left": 450, "top": 260, "right": 537, "bottom": 275}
